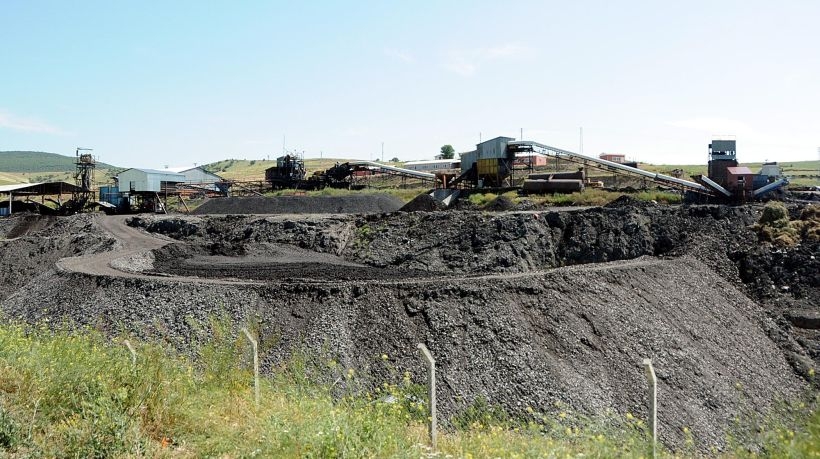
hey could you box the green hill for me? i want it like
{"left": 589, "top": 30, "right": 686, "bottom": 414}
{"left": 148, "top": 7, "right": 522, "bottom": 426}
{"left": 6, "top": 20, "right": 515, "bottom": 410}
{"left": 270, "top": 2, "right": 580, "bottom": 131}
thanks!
{"left": 0, "top": 151, "right": 115, "bottom": 173}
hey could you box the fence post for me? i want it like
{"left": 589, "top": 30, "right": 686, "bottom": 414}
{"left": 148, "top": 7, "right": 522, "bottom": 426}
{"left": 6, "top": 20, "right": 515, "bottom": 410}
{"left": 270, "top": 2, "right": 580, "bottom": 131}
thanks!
{"left": 417, "top": 343, "right": 437, "bottom": 451}
{"left": 642, "top": 358, "right": 657, "bottom": 459}
{"left": 241, "top": 328, "right": 260, "bottom": 407}
{"left": 122, "top": 339, "right": 137, "bottom": 367}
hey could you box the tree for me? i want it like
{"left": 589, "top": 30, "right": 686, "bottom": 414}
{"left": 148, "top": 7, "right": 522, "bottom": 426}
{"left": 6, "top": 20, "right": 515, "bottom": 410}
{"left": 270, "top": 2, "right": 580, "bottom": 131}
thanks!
{"left": 390, "top": 157, "right": 401, "bottom": 163}
{"left": 440, "top": 144, "right": 455, "bottom": 159}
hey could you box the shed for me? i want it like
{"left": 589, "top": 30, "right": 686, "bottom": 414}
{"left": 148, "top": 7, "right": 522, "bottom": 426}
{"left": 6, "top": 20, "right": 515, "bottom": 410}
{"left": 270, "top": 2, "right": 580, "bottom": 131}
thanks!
{"left": 726, "top": 166, "right": 755, "bottom": 193}
{"left": 116, "top": 169, "right": 186, "bottom": 193}
{"left": 514, "top": 152, "right": 548, "bottom": 167}
{"left": 166, "top": 166, "right": 224, "bottom": 184}
{"left": 599, "top": 153, "right": 626, "bottom": 163}
{"left": 0, "top": 182, "right": 85, "bottom": 216}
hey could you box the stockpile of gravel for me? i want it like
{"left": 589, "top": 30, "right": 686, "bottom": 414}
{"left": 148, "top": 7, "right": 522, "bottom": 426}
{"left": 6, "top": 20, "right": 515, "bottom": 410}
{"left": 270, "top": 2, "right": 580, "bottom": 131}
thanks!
{"left": 193, "top": 194, "right": 404, "bottom": 215}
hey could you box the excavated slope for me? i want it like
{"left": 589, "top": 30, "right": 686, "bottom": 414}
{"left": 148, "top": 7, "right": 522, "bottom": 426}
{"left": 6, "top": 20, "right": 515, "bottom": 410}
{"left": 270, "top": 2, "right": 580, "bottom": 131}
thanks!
{"left": 0, "top": 256, "right": 802, "bottom": 449}
{"left": 1, "top": 204, "right": 817, "bottom": 450}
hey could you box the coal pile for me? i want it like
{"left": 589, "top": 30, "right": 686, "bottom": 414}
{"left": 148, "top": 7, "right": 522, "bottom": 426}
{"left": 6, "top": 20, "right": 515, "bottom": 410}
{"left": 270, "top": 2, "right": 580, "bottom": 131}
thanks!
{"left": 398, "top": 193, "right": 445, "bottom": 212}
{"left": 604, "top": 194, "right": 656, "bottom": 209}
{"left": 1, "top": 204, "right": 819, "bottom": 451}
{"left": 483, "top": 195, "right": 516, "bottom": 211}
{"left": 193, "top": 194, "right": 404, "bottom": 215}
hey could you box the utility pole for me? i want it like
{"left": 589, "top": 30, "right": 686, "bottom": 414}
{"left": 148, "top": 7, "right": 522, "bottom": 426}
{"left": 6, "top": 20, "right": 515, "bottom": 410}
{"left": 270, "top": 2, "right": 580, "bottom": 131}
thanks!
{"left": 381, "top": 142, "right": 384, "bottom": 162}
{"left": 282, "top": 135, "right": 286, "bottom": 156}
{"left": 579, "top": 127, "right": 584, "bottom": 154}
{"left": 520, "top": 127, "right": 523, "bottom": 141}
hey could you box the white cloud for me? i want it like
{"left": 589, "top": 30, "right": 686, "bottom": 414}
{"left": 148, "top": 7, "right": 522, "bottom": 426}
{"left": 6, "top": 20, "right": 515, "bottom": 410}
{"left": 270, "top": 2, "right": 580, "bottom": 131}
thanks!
{"left": 442, "top": 43, "right": 535, "bottom": 77}
{"left": 0, "top": 109, "right": 67, "bottom": 135}
{"left": 383, "top": 47, "right": 415, "bottom": 64}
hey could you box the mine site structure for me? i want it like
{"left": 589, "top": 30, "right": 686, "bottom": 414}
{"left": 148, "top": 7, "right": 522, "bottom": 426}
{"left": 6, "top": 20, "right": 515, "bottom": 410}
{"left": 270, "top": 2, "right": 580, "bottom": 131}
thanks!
{"left": 449, "top": 136, "right": 789, "bottom": 202}
{"left": 64, "top": 147, "right": 97, "bottom": 213}
{"left": 263, "top": 155, "right": 436, "bottom": 191}
{"left": 97, "top": 167, "right": 232, "bottom": 214}
{"left": 74, "top": 147, "right": 95, "bottom": 196}
{"left": 693, "top": 139, "right": 789, "bottom": 202}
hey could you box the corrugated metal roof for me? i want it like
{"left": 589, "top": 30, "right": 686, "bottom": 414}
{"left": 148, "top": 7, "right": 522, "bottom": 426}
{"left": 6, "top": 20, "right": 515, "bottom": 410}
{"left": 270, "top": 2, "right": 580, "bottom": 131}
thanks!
{"left": 0, "top": 181, "right": 84, "bottom": 194}
{"left": 727, "top": 166, "right": 754, "bottom": 175}
{"left": 118, "top": 168, "right": 186, "bottom": 177}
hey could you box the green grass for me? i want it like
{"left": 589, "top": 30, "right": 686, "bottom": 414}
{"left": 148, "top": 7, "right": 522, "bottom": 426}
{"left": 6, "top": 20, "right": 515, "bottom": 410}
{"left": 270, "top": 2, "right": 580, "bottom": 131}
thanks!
{"left": 469, "top": 189, "right": 683, "bottom": 208}
{"left": 0, "top": 322, "right": 818, "bottom": 457}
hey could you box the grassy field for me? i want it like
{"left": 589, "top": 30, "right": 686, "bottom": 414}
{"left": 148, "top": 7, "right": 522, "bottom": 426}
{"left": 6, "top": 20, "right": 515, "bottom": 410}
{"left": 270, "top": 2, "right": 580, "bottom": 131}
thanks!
{"left": 0, "top": 172, "right": 27, "bottom": 186}
{"left": 0, "top": 322, "right": 817, "bottom": 458}
{"left": 0, "top": 151, "right": 114, "bottom": 173}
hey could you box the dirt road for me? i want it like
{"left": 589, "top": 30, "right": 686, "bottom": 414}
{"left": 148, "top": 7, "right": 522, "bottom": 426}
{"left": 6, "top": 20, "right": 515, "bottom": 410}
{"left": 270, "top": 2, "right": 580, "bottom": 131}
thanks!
{"left": 56, "top": 215, "right": 260, "bottom": 285}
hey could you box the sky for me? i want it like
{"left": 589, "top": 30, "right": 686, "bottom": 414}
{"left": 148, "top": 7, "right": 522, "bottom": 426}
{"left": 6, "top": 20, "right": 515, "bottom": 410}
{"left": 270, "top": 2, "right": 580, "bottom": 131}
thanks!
{"left": 1, "top": 0, "right": 819, "bottom": 168}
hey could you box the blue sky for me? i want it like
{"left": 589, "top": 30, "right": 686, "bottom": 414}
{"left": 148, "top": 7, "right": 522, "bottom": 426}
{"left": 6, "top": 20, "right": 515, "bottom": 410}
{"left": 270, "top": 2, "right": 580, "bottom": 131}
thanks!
{"left": 1, "top": 1, "right": 818, "bottom": 168}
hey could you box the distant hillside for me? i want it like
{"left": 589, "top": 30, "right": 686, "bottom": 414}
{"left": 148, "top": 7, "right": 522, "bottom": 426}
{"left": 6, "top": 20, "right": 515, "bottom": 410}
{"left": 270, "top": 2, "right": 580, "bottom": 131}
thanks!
{"left": 0, "top": 151, "right": 115, "bottom": 173}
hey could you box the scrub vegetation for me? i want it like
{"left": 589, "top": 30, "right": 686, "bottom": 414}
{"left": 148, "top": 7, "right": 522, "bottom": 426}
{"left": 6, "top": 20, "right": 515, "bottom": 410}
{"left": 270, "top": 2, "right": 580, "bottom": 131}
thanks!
{"left": 0, "top": 323, "right": 817, "bottom": 458}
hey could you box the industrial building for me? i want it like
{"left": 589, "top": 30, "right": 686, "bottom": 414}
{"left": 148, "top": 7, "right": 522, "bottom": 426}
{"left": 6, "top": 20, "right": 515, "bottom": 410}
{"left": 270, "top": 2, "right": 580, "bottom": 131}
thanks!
{"left": 116, "top": 168, "right": 186, "bottom": 193}
{"left": 0, "top": 182, "right": 85, "bottom": 216}
{"left": 599, "top": 153, "right": 626, "bottom": 163}
{"left": 514, "top": 152, "right": 549, "bottom": 168}
{"left": 403, "top": 159, "right": 460, "bottom": 172}
{"left": 167, "top": 166, "right": 223, "bottom": 184}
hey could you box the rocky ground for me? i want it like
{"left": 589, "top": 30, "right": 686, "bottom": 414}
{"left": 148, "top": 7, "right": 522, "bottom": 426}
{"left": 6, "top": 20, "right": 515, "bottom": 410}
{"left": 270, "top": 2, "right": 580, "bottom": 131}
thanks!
{"left": 0, "top": 197, "right": 818, "bottom": 451}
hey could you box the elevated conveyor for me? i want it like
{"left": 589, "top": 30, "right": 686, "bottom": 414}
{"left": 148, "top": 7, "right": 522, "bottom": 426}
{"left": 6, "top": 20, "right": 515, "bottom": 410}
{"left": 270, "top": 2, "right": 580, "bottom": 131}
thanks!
{"left": 508, "top": 141, "right": 711, "bottom": 194}
{"left": 348, "top": 161, "right": 436, "bottom": 181}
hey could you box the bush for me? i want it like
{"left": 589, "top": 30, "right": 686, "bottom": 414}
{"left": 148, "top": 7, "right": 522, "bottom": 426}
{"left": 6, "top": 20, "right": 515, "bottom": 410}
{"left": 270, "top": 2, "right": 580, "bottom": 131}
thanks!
{"left": 0, "top": 405, "right": 19, "bottom": 450}
{"left": 756, "top": 203, "right": 819, "bottom": 246}
{"left": 760, "top": 202, "right": 790, "bottom": 228}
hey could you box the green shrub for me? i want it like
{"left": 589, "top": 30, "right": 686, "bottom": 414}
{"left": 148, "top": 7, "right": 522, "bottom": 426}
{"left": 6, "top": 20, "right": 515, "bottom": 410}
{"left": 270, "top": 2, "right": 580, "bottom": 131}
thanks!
{"left": 1, "top": 321, "right": 818, "bottom": 457}
{"left": 0, "top": 405, "right": 19, "bottom": 450}
{"left": 755, "top": 203, "right": 819, "bottom": 246}
{"left": 760, "top": 202, "right": 790, "bottom": 227}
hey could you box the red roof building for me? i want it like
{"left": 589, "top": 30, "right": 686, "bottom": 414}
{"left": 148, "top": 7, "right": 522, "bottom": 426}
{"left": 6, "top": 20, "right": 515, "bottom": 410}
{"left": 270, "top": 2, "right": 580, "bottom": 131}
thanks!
{"left": 599, "top": 153, "right": 626, "bottom": 163}
{"left": 726, "top": 166, "right": 755, "bottom": 193}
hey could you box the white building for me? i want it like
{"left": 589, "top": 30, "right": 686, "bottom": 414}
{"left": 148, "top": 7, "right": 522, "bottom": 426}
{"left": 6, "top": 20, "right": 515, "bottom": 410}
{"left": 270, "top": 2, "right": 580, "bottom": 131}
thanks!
{"left": 403, "top": 159, "right": 459, "bottom": 172}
